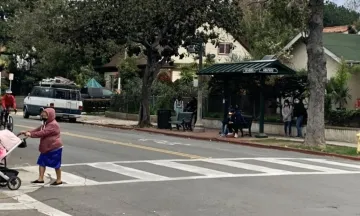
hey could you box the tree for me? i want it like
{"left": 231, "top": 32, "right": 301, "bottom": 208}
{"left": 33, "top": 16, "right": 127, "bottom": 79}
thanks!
{"left": 7, "top": 0, "right": 120, "bottom": 82}
{"left": 64, "top": 0, "right": 242, "bottom": 127}
{"left": 235, "top": 0, "right": 301, "bottom": 59}
{"left": 304, "top": 0, "right": 327, "bottom": 146}
{"left": 324, "top": 1, "right": 360, "bottom": 27}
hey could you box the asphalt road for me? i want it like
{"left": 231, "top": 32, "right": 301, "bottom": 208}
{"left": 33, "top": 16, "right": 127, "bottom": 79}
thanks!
{"left": 2, "top": 115, "right": 360, "bottom": 216}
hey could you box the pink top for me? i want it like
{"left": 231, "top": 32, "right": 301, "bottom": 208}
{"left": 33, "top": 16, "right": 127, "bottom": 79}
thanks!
{"left": 29, "top": 108, "right": 63, "bottom": 153}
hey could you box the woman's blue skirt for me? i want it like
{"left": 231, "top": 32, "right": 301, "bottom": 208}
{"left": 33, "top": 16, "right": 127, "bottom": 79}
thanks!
{"left": 37, "top": 148, "right": 63, "bottom": 169}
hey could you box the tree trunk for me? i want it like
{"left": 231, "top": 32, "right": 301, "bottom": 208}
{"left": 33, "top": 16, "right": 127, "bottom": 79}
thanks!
{"left": 138, "top": 52, "right": 160, "bottom": 128}
{"left": 304, "top": 0, "right": 326, "bottom": 146}
{"left": 138, "top": 73, "right": 152, "bottom": 127}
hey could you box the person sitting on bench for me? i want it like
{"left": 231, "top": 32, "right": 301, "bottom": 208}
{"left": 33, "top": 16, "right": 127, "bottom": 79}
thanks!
{"left": 228, "top": 106, "right": 246, "bottom": 138}
{"left": 220, "top": 106, "right": 235, "bottom": 137}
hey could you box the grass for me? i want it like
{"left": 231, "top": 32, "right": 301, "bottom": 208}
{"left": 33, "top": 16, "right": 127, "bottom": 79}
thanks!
{"left": 250, "top": 138, "right": 359, "bottom": 156}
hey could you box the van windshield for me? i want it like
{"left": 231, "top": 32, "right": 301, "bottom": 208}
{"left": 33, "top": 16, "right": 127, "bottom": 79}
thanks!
{"left": 54, "top": 89, "right": 81, "bottom": 100}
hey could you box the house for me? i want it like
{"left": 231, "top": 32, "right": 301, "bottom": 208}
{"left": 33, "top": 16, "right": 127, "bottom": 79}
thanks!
{"left": 99, "top": 26, "right": 251, "bottom": 88}
{"left": 96, "top": 52, "right": 173, "bottom": 90}
{"left": 323, "top": 25, "right": 358, "bottom": 34}
{"left": 282, "top": 32, "right": 360, "bottom": 109}
{"left": 171, "top": 26, "right": 251, "bottom": 81}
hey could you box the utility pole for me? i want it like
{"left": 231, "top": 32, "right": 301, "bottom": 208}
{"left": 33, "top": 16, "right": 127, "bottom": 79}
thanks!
{"left": 193, "top": 39, "right": 205, "bottom": 132}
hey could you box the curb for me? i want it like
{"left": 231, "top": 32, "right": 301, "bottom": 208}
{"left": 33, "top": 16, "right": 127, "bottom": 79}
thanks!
{"left": 78, "top": 121, "right": 360, "bottom": 162}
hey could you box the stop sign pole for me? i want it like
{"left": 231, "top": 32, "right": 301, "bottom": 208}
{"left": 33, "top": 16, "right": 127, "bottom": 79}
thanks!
{"left": 8, "top": 73, "right": 13, "bottom": 91}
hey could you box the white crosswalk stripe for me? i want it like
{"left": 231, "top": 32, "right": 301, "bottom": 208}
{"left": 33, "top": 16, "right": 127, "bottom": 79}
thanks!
{"left": 203, "top": 159, "right": 293, "bottom": 174}
{"left": 254, "top": 158, "right": 350, "bottom": 173}
{"left": 14, "top": 157, "right": 360, "bottom": 189}
{"left": 148, "top": 160, "right": 232, "bottom": 177}
{"left": 300, "top": 158, "right": 360, "bottom": 169}
{"left": 89, "top": 162, "right": 170, "bottom": 180}
{"left": 22, "top": 165, "right": 98, "bottom": 185}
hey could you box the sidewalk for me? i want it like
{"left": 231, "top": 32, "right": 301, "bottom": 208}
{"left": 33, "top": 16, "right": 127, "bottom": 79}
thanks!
{"left": 78, "top": 115, "right": 356, "bottom": 148}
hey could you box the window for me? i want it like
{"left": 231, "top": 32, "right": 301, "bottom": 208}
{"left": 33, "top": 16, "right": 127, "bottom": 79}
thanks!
{"left": 69, "top": 90, "right": 81, "bottom": 100}
{"left": 31, "top": 87, "right": 51, "bottom": 97}
{"left": 218, "top": 43, "right": 232, "bottom": 55}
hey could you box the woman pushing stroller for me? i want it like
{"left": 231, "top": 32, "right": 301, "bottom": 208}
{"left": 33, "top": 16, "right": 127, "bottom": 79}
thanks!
{"left": 20, "top": 108, "right": 63, "bottom": 186}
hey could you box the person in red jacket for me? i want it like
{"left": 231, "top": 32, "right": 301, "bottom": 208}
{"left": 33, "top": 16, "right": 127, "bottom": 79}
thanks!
{"left": 1, "top": 90, "right": 17, "bottom": 126}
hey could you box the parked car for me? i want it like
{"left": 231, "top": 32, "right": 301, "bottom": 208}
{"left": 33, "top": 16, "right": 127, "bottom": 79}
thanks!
{"left": 23, "top": 84, "right": 83, "bottom": 122}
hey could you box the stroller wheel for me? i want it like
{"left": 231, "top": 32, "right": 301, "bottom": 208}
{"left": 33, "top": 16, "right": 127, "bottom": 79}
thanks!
{"left": 7, "top": 176, "right": 21, "bottom": 190}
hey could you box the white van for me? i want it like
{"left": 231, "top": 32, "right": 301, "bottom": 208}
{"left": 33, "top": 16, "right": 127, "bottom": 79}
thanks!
{"left": 23, "top": 84, "right": 83, "bottom": 122}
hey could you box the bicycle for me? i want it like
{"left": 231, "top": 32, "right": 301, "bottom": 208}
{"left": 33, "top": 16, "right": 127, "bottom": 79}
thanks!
{"left": 1, "top": 108, "right": 16, "bottom": 132}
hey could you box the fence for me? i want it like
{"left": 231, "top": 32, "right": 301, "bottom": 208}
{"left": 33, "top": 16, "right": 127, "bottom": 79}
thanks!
{"left": 109, "top": 94, "right": 273, "bottom": 119}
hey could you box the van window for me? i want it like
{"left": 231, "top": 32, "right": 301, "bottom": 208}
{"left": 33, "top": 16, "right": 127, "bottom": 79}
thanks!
{"left": 54, "top": 89, "right": 68, "bottom": 99}
{"left": 69, "top": 90, "right": 81, "bottom": 100}
{"left": 54, "top": 89, "right": 81, "bottom": 100}
{"left": 31, "top": 87, "right": 52, "bottom": 97}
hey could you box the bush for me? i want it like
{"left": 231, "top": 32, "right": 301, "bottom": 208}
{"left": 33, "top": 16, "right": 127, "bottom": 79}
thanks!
{"left": 326, "top": 110, "right": 360, "bottom": 127}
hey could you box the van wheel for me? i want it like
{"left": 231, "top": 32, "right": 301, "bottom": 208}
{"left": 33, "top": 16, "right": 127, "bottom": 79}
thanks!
{"left": 23, "top": 108, "right": 30, "bottom": 119}
{"left": 69, "top": 118, "right": 77, "bottom": 123}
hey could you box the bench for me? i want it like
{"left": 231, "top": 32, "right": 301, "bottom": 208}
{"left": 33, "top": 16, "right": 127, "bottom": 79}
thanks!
{"left": 239, "top": 115, "right": 253, "bottom": 137}
{"left": 169, "top": 112, "right": 193, "bottom": 131}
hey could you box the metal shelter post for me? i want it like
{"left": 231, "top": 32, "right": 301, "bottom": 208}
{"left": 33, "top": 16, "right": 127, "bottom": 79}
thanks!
{"left": 222, "top": 78, "right": 230, "bottom": 121}
{"left": 255, "top": 75, "right": 268, "bottom": 138}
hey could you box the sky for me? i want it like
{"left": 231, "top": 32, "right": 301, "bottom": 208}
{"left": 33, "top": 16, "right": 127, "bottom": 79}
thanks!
{"left": 331, "top": 0, "right": 345, "bottom": 5}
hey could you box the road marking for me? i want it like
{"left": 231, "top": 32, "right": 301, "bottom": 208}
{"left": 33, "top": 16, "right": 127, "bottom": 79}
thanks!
{"left": 22, "top": 166, "right": 98, "bottom": 185}
{"left": 15, "top": 124, "right": 204, "bottom": 159}
{"left": 89, "top": 162, "right": 169, "bottom": 180}
{"left": 2, "top": 190, "right": 72, "bottom": 216}
{"left": 12, "top": 157, "right": 360, "bottom": 189}
{"left": 0, "top": 203, "right": 30, "bottom": 210}
{"left": 203, "top": 159, "right": 293, "bottom": 174}
{"left": 301, "top": 158, "right": 360, "bottom": 170}
{"left": 255, "top": 158, "right": 350, "bottom": 173}
{"left": 19, "top": 170, "right": 360, "bottom": 189}
{"left": 148, "top": 161, "right": 232, "bottom": 176}
{"left": 139, "top": 139, "right": 191, "bottom": 146}
{"left": 56, "top": 157, "right": 316, "bottom": 167}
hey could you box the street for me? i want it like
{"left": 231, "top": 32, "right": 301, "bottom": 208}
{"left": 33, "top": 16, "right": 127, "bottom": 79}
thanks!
{"left": 1, "top": 115, "right": 360, "bottom": 216}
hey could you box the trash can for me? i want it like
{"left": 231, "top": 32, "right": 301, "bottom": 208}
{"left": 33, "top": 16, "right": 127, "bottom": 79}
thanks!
{"left": 157, "top": 109, "right": 172, "bottom": 129}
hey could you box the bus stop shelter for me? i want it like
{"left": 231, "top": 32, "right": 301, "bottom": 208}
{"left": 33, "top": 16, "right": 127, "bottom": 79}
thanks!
{"left": 197, "top": 59, "right": 297, "bottom": 138}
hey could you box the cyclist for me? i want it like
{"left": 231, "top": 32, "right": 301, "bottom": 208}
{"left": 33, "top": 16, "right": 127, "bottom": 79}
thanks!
{"left": 1, "top": 90, "right": 17, "bottom": 126}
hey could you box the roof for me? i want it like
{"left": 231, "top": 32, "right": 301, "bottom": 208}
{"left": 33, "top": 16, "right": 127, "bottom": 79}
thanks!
{"left": 323, "top": 26, "right": 348, "bottom": 33}
{"left": 283, "top": 32, "right": 360, "bottom": 62}
{"left": 323, "top": 33, "right": 360, "bottom": 61}
{"left": 197, "top": 59, "right": 296, "bottom": 75}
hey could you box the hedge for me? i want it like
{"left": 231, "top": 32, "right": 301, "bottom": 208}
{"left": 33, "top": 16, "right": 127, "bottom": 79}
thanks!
{"left": 326, "top": 110, "right": 360, "bottom": 128}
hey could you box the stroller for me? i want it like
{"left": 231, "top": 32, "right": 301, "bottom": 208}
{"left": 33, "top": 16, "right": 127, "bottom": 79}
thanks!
{"left": 0, "top": 129, "right": 27, "bottom": 190}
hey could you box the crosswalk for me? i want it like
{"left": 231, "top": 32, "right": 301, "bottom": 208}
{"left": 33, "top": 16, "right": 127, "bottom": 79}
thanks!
{"left": 15, "top": 157, "right": 360, "bottom": 188}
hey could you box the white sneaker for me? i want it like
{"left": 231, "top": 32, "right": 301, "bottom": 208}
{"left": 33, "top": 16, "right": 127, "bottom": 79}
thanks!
{"left": 234, "top": 133, "right": 238, "bottom": 138}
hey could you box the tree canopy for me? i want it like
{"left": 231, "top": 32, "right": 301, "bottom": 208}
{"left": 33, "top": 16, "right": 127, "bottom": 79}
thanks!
{"left": 55, "top": 0, "right": 242, "bottom": 126}
{"left": 324, "top": 1, "right": 360, "bottom": 27}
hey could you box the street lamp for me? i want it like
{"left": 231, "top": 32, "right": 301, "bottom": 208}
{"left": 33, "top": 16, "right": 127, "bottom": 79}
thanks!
{"left": 8, "top": 73, "right": 14, "bottom": 90}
